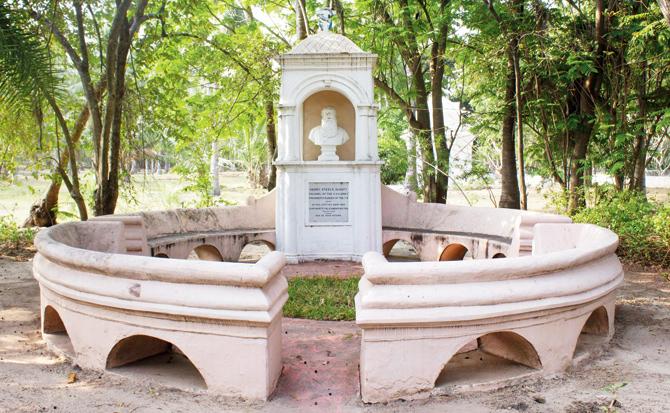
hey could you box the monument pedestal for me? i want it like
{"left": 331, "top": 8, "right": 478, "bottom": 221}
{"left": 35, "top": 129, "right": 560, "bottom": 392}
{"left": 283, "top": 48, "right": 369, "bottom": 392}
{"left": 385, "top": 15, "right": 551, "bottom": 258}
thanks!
{"left": 275, "top": 31, "right": 381, "bottom": 262}
{"left": 275, "top": 161, "right": 382, "bottom": 263}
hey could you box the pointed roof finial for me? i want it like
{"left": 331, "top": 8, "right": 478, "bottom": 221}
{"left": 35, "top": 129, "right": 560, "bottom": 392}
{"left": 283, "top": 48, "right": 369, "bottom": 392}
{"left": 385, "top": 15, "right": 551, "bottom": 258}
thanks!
{"left": 316, "top": 7, "right": 334, "bottom": 32}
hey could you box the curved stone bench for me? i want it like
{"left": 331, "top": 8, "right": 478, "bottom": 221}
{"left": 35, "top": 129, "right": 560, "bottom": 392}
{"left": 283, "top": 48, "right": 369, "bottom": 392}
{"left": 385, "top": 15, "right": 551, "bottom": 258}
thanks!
{"left": 379, "top": 186, "right": 572, "bottom": 261}
{"left": 356, "top": 223, "right": 622, "bottom": 403}
{"left": 33, "top": 219, "right": 287, "bottom": 400}
{"left": 148, "top": 229, "right": 276, "bottom": 261}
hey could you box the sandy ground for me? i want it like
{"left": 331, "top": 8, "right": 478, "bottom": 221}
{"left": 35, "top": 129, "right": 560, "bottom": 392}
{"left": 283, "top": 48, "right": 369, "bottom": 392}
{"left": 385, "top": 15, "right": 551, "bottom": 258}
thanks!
{"left": 1, "top": 256, "right": 670, "bottom": 412}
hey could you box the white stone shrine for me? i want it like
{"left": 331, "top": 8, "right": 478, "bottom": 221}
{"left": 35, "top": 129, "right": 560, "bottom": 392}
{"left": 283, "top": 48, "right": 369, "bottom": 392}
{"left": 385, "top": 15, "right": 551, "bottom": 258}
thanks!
{"left": 275, "top": 32, "right": 382, "bottom": 263}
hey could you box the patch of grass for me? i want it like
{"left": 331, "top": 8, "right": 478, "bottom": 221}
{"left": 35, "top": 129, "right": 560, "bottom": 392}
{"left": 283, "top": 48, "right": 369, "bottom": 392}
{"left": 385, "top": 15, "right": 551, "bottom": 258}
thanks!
{"left": 284, "top": 277, "right": 359, "bottom": 321}
{"left": 0, "top": 214, "right": 36, "bottom": 259}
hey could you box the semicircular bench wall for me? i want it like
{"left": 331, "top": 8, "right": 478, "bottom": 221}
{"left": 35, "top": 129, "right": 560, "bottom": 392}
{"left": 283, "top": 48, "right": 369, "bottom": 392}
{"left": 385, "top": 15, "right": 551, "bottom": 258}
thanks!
{"left": 356, "top": 222, "right": 623, "bottom": 403}
{"left": 379, "top": 186, "right": 573, "bottom": 261}
{"left": 33, "top": 217, "right": 287, "bottom": 400}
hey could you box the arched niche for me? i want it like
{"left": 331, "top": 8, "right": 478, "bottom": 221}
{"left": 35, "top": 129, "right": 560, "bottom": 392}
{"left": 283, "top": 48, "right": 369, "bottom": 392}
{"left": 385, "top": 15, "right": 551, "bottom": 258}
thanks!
{"left": 439, "top": 243, "right": 469, "bottom": 261}
{"left": 383, "top": 239, "right": 420, "bottom": 262}
{"left": 106, "top": 335, "right": 207, "bottom": 390}
{"left": 187, "top": 244, "right": 223, "bottom": 261}
{"left": 43, "top": 305, "right": 75, "bottom": 357}
{"left": 435, "top": 331, "right": 542, "bottom": 389}
{"left": 302, "top": 90, "right": 355, "bottom": 161}
{"left": 238, "top": 240, "right": 275, "bottom": 263}
{"left": 573, "top": 306, "right": 610, "bottom": 359}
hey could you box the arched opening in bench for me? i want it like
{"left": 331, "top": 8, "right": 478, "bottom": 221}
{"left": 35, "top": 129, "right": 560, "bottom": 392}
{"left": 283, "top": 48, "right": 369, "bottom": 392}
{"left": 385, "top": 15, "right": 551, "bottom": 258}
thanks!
{"left": 573, "top": 306, "right": 610, "bottom": 359}
{"left": 106, "top": 335, "right": 207, "bottom": 390}
{"left": 383, "top": 239, "right": 420, "bottom": 262}
{"left": 42, "top": 305, "right": 75, "bottom": 357}
{"left": 238, "top": 240, "right": 275, "bottom": 263}
{"left": 435, "top": 331, "right": 542, "bottom": 390}
{"left": 439, "top": 243, "right": 469, "bottom": 261}
{"left": 187, "top": 244, "right": 223, "bottom": 261}
{"left": 154, "top": 253, "right": 169, "bottom": 258}
{"left": 492, "top": 252, "right": 506, "bottom": 259}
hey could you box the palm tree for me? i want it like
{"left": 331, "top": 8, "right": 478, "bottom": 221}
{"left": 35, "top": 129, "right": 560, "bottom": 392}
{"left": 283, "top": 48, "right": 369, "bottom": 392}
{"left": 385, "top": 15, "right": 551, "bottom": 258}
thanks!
{"left": 0, "top": 3, "right": 58, "bottom": 110}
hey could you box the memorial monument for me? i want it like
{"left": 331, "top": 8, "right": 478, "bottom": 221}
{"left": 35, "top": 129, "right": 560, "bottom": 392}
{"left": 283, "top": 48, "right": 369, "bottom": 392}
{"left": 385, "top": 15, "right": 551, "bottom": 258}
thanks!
{"left": 30, "top": 10, "right": 622, "bottom": 406}
{"left": 274, "top": 21, "right": 382, "bottom": 263}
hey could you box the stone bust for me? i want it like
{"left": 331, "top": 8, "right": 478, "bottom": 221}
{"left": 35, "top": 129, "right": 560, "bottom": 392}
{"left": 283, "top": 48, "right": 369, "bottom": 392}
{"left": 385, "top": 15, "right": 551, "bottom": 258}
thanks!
{"left": 308, "top": 106, "right": 350, "bottom": 161}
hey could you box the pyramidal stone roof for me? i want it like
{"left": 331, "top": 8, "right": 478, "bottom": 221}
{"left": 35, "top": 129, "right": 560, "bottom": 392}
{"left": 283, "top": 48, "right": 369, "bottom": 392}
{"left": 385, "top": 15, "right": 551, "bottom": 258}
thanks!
{"left": 287, "top": 32, "right": 367, "bottom": 55}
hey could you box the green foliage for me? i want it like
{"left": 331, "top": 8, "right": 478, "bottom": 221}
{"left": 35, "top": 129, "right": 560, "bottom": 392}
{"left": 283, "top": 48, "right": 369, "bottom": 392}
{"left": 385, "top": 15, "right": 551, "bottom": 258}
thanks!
{"left": 284, "top": 277, "right": 359, "bottom": 321}
{"left": 572, "top": 187, "right": 670, "bottom": 268}
{"left": 0, "top": 215, "right": 35, "bottom": 250}
{"left": 378, "top": 134, "right": 408, "bottom": 185}
{"left": 0, "top": 3, "right": 59, "bottom": 110}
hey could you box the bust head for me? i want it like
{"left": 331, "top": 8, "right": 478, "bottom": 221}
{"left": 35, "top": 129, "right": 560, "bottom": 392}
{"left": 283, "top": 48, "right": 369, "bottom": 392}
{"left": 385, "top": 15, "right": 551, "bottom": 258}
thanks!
{"left": 319, "top": 106, "right": 338, "bottom": 138}
{"left": 308, "top": 105, "right": 350, "bottom": 161}
{"left": 321, "top": 106, "right": 336, "bottom": 121}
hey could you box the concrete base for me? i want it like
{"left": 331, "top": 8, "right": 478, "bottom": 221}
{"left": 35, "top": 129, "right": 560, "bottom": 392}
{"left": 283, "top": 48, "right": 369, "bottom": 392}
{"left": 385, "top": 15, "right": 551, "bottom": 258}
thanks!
{"left": 358, "top": 294, "right": 616, "bottom": 403}
{"left": 40, "top": 288, "right": 283, "bottom": 400}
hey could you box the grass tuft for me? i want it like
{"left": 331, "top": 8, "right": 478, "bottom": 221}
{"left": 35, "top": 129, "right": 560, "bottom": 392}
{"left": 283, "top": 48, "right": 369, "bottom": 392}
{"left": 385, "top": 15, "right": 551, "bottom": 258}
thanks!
{"left": 284, "top": 277, "right": 359, "bottom": 321}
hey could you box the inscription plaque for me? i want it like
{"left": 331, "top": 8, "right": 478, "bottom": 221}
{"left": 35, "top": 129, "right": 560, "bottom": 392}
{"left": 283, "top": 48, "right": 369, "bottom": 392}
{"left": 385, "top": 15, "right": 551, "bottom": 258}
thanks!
{"left": 308, "top": 182, "right": 349, "bottom": 223}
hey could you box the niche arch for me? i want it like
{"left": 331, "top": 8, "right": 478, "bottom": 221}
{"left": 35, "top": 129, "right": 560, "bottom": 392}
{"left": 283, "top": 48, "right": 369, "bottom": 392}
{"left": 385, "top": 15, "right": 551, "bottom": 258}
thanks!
{"left": 238, "top": 240, "right": 275, "bottom": 263}
{"left": 301, "top": 90, "right": 356, "bottom": 161}
{"left": 439, "top": 243, "right": 469, "bottom": 261}
{"left": 188, "top": 244, "right": 223, "bottom": 261}
{"left": 43, "top": 305, "right": 67, "bottom": 334}
{"left": 106, "top": 335, "right": 207, "bottom": 389}
{"left": 383, "top": 239, "right": 420, "bottom": 261}
{"left": 573, "top": 306, "right": 610, "bottom": 359}
{"left": 434, "top": 331, "right": 542, "bottom": 389}
{"left": 43, "top": 305, "right": 75, "bottom": 356}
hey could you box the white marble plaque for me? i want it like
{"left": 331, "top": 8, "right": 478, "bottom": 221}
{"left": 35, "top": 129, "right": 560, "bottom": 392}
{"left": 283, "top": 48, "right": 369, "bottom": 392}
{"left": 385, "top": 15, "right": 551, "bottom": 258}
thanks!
{"left": 308, "top": 182, "right": 349, "bottom": 223}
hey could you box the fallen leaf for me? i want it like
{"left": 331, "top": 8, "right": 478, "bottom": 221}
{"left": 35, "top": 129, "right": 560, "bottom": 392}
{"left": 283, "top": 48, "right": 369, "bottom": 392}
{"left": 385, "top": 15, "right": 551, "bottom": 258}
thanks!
{"left": 67, "top": 372, "right": 77, "bottom": 384}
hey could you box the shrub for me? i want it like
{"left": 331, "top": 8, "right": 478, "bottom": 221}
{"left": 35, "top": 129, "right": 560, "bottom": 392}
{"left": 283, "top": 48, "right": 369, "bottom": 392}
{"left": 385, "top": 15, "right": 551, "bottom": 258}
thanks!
{"left": 572, "top": 188, "right": 670, "bottom": 268}
{"left": 378, "top": 134, "right": 408, "bottom": 185}
{"left": 0, "top": 215, "right": 36, "bottom": 251}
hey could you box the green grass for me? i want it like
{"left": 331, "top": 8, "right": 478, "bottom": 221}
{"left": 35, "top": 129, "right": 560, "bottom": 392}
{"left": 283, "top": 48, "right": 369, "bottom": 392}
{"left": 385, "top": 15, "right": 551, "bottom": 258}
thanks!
{"left": 284, "top": 277, "right": 359, "bottom": 321}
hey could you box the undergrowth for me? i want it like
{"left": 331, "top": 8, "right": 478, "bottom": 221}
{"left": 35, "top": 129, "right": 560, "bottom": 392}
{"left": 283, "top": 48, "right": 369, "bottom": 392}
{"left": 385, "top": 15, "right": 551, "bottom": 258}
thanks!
{"left": 568, "top": 187, "right": 670, "bottom": 269}
{"left": 0, "top": 214, "right": 36, "bottom": 258}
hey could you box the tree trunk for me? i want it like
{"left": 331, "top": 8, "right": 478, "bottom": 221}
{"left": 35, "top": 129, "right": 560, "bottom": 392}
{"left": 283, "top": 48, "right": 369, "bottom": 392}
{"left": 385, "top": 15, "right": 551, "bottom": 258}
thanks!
{"left": 660, "top": 0, "right": 670, "bottom": 26}
{"left": 512, "top": 45, "right": 527, "bottom": 210}
{"left": 568, "top": 130, "right": 589, "bottom": 211}
{"left": 333, "top": 0, "right": 346, "bottom": 35}
{"left": 630, "top": 64, "right": 648, "bottom": 192}
{"left": 96, "top": 14, "right": 132, "bottom": 216}
{"left": 401, "top": 131, "right": 418, "bottom": 194}
{"left": 211, "top": 140, "right": 220, "bottom": 196}
{"left": 429, "top": 2, "right": 450, "bottom": 204}
{"left": 430, "top": 82, "right": 449, "bottom": 203}
{"left": 499, "top": 48, "right": 521, "bottom": 209}
{"left": 567, "top": 0, "right": 606, "bottom": 213}
{"left": 265, "top": 98, "right": 277, "bottom": 191}
{"left": 24, "top": 104, "right": 91, "bottom": 227}
{"left": 295, "top": 0, "right": 307, "bottom": 40}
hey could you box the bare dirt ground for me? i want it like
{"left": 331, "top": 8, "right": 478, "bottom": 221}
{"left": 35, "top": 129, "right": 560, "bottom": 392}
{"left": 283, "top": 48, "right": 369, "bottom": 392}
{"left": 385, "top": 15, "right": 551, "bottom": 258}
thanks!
{"left": 1, "top": 255, "right": 669, "bottom": 412}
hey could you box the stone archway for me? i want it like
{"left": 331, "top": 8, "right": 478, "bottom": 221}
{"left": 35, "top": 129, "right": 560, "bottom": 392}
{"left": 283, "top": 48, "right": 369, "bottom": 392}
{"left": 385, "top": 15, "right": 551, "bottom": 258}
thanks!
{"left": 435, "top": 331, "right": 542, "bottom": 390}
{"left": 188, "top": 244, "right": 224, "bottom": 261}
{"left": 439, "top": 243, "right": 469, "bottom": 261}
{"left": 106, "top": 335, "right": 207, "bottom": 390}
